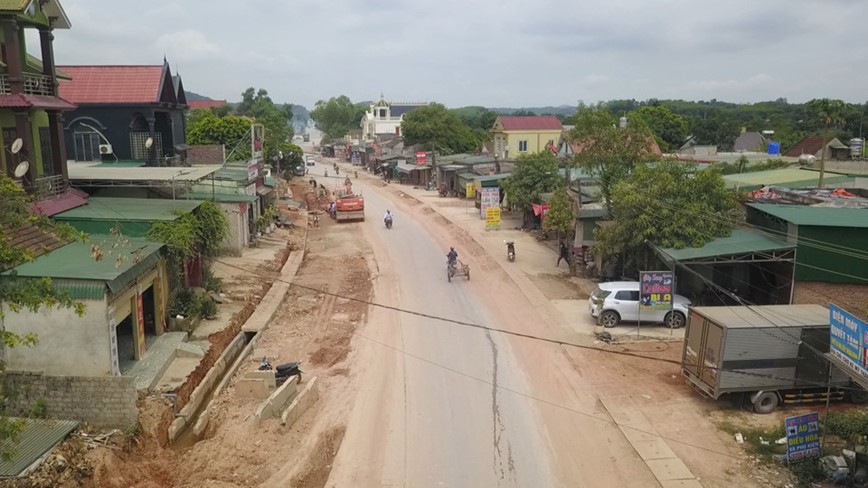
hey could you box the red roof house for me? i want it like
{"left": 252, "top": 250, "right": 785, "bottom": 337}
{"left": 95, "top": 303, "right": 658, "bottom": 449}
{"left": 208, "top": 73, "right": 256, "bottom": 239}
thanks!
{"left": 491, "top": 116, "right": 565, "bottom": 158}
{"left": 189, "top": 100, "right": 228, "bottom": 110}
{"left": 56, "top": 60, "right": 189, "bottom": 165}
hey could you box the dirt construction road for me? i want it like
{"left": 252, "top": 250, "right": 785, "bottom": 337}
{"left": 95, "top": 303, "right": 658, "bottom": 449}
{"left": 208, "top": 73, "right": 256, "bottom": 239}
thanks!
{"left": 326, "top": 173, "right": 661, "bottom": 487}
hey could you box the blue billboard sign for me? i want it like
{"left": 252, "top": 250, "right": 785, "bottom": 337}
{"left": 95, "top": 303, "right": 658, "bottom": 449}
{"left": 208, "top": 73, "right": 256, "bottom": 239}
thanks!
{"left": 829, "top": 304, "right": 868, "bottom": 382}
{"left": 785, "top": 412, "right": 821, "bottom": 461}
{"left": 639, "top": 271, "right": 674, "bottom": 311}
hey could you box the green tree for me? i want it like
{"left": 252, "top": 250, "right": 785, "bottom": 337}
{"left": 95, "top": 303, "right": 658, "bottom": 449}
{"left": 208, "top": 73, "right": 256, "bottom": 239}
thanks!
{"left": 594, "top": 161, "right": 741, "bottom": 275}
{"left": 186, "top": 111, "right": 253, "bottom": 161}
{"left": 0, "top": 175, "right": 85, "bottom": 459}
{"left": 310, "top": 95, "right": 367, "bottom": 142}
{"left": 543, "top": 186, "right": 573, "bottom": 236}
{"left": 401, "top": 103, "right": 483, "bottom": 155}
{"left": 632, "top": 105, "right": 688, "bottom": 152}
{"left": 805, "top": 98, "right": 847, "bottom": 187}
{"left": 501, "top": 151, "right": 561, "bottom": 226}
{"left": 569, "top": 107, "right": 657, "bottom": 204}
{"left": 689, "top": 110, "right": 741, "bottom": 151}
{"left": 235, "top": 88, "right": 295, "bottom": 161}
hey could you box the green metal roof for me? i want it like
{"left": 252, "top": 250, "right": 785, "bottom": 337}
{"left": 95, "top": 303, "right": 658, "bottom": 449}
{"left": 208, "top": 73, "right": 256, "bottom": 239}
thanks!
{"left": 748, "top": 203, "right": 868, "bottom": 228}
{"left": 0, "top": 419, "right": 79, "bottom": 478}
{"left": 182, "top": 192, "right": 257, "bottom": 203}
{"left": 6, "top": 237, "right": 164, "bottom": 293}
{"left": 264, "top": 177, "right": 277, "bottom": 187}
{"left": 53, "top": 198, "right": 202, "bottom": 223}
{"left": 49, "top": 279, "right": 108, "bottom": 300}
{"left": 214, "top": 168, "right": 252, "bottom": 182}
{"left": 722, "top": 168, "right": 851, "bottom": 191}
{"left": 474, "top": 173, "right": 511, "bottom": 183}
{"left": 657, "top": 228, "right": 794, "bottom": 262}
{"left": 457, "top": 172, "right": 477, "bottom": 180}
{"left": 0, "top": 0, "right": 30, "bottom": 11}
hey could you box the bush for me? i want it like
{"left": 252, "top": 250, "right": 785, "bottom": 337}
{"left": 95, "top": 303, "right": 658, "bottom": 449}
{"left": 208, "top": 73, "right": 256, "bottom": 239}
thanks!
{"left": 204, "top": 269, "right": 223, "bottom": 293}
{"left": 825, "top": 409, "right": 868, "bottom": 441}
{"left": 168, "top": 288, "right": 201, "bottom": 318}
{"left": 199, "top": 296, "right": 217, "bottom": 320}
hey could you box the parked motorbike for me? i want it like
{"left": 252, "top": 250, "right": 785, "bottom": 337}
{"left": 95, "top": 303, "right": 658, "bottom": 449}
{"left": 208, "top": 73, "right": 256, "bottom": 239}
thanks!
{"left": 505, "top": 240, "right": 516, "bottom": 262}
{"left": 259, "top": 356, "right": 303, "bottom": 385}
{"left": 384, "top": 216, "right": 393, "bottom": 229}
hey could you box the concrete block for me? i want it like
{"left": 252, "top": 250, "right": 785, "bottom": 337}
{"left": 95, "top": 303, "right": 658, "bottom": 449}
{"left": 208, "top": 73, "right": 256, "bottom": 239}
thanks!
{"left": 244, "top": 370, "right": 276, "bottom": 390}
{"left": 168, "top": 417, "right": 187, "bottom": 443}
{"left": 253, "top": 400, "right": 273, "bottom": 428}
{"left": 193, "top": 406, "right": 210, "bottom": 437}
{"left": 267, "top": 377, "right": 298, "bottom": 414}
{"left": 646, "top": 458, "right": 696, "bottom": 482}
{"left": 281, "top": 377, "right": 319, "bottom": 427}
{"left": 235, "top": 379, "right": 270, "bottom": 399}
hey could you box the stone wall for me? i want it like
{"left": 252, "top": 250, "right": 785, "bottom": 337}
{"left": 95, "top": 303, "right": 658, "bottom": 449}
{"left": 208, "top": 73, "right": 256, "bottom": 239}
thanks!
{"left": 4, "top": 372, "right": 138, "bottom": 429}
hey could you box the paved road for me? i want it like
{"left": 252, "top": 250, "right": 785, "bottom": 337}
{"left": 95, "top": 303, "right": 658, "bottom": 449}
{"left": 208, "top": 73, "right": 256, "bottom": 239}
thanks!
{"left": 327, "top": 177, "right": 555, "bottom": 487}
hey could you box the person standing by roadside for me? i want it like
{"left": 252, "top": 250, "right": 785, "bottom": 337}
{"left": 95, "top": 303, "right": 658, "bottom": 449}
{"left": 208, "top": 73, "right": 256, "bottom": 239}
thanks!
{"left": 557, "top": 242, "right": 569, "bottom": 267}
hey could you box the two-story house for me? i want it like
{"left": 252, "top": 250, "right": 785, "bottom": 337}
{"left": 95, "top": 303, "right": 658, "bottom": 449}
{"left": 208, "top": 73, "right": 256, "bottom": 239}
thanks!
{"left": 361, "top": 94, "right": 426, "bottom": 140}
{"left": 0, "top": 0, "right": 87, "bottom": 215}
{"left": 491, "top": 116, "right": 564, "bottom": 159}
{"left": 57, "top": 59, "right": 189, "bottom": 166}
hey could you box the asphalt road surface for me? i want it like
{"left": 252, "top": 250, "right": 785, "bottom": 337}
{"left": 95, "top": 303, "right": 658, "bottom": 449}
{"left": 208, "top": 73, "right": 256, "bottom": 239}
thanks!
{"left": 325, "top": 173, "right": 660, "bottom": 487}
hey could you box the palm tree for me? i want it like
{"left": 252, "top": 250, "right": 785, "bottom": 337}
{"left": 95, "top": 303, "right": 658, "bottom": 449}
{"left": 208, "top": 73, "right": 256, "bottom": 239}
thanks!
{"left": 805, "top": 98, "right": 846, "bottom": 187}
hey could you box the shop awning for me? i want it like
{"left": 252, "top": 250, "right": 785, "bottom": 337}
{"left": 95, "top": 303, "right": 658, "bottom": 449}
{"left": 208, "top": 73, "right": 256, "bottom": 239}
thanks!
{"left": 653, "top": 228, "right": 795, "bottom": 265}
{"left": 397, "top": 163, "right": 431, "bottom": 173}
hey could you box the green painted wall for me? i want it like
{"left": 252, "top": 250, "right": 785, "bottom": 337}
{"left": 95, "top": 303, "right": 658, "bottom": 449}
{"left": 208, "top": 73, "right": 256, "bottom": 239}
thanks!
{"left": 0, "top": 110, "right": 51, "bottom": 177}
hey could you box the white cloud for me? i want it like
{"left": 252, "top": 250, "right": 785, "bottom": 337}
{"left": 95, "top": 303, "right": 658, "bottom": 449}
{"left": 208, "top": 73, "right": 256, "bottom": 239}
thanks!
{"left": 155, "top": 30, "right": 221, "bottom": 60}
{"left": 42, "top": 0, "right": 868, "bottom": 107}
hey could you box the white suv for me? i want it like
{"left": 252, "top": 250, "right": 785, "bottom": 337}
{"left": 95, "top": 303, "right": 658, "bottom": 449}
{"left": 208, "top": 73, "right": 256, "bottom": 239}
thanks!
{"left": 588, "top": 281, "right": 691, "bottom": 328}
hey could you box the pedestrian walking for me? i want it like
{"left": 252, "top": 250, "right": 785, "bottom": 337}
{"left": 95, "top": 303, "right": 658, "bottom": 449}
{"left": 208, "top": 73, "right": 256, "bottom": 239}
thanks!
{"left": 557, "top": 242, "right": 569, "bottom": 267}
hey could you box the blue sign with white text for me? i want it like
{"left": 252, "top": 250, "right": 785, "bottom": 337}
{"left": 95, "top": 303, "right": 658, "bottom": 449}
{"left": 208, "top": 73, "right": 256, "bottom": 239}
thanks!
{"left": 785, "top": 412, "right": 820, "bottom": 462}
{"left": 829, "top": 304, "right": 868, "bottom": 382}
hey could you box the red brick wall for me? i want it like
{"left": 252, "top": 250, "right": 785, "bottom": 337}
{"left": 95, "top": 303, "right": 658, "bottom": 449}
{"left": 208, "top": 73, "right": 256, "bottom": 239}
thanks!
{"left": 188, "top": 144, "right": 224, "bottom": 165}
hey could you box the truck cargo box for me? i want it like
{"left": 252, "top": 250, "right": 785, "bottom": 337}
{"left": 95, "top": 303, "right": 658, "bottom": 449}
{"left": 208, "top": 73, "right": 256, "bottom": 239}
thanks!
{"left": 682, "top": 305, "right": 850, "bottom": 400}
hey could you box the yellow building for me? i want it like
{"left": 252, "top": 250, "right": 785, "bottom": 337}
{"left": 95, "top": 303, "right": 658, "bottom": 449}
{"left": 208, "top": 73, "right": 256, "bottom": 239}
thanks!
{"left": 491, "top": 116, "right": 563, "bottom": 159}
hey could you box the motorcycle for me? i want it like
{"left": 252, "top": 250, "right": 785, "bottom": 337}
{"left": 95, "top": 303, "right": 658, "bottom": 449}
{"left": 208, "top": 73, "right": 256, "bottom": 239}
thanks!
{"left": 505, "top": 240, "right": 516, "bottom": 262}
{"left": 259, "top": 356, "right": 303, "bottom": 385}
{"left": 384, "top": 216, "right": 393, "bottom": 229}
{"left": 354, "top": 170, "right": 358, "bottom": 179}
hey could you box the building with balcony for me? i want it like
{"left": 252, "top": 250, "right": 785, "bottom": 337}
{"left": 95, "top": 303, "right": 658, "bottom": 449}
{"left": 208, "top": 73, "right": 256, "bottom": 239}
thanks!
{"left": 361, "top": 94, "right": 426, "bottom": 140}
{"left": 57, "top": 60, "right": 189, "bottom": 166}
{"left": 0, "top": 0, "right": 86, "bottom": 215}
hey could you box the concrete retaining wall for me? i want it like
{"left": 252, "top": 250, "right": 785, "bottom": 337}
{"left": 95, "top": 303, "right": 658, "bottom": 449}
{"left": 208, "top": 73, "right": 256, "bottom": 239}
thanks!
{"left": 169, "top": 332, "right": 246, "bottom": 443}
{"left": 253, "top": 376, "right": 298, "bottom": 427}
{"left": 4, "top": 372, "right": 137, "bottom": 428}
{"left": 281, "top": 377, "right": 318, "bottom": 427}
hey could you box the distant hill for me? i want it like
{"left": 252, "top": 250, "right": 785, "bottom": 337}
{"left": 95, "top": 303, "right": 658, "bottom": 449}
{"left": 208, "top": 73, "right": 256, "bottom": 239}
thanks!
{"left": 487, "top": 105, "right": 577, "bottom": 117}
{"left": 185, "top": 91, "right": 214, "bottom": 102}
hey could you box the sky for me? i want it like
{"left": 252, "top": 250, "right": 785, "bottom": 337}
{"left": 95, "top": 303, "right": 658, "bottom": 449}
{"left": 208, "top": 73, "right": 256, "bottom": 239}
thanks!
{"left": 37, "top": 0, "right": 868, "bottom": 109}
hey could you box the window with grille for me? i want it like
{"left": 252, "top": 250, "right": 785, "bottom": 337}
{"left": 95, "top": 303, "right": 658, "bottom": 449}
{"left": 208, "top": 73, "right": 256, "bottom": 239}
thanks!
{"left": 74, "top": 131, "right": 100, "bottom": 161}
{"left": 518, "top": 140, "right": 528, "bottom": 152}
{"left": 130, "top": 132, "right": 162, "bottom": 160}
{"left": 39, "top": 127, "right": 53, "bottom": 176}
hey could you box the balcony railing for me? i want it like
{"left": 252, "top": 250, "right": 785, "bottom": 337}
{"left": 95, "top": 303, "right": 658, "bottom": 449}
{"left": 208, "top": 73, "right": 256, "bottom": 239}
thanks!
{"left": 0, "top": 73, "right": 57, "bottom": 96}
{"left": 29, "top": 175, "right": 67, "bottom": 199}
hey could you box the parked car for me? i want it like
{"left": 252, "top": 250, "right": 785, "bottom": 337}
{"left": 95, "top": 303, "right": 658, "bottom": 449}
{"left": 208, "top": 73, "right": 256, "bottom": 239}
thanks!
{"left": 305, "top": 155, "right": 316, "bottom": 166}
{"left": 588, "top": 281, "right": 691, "bottom": 328}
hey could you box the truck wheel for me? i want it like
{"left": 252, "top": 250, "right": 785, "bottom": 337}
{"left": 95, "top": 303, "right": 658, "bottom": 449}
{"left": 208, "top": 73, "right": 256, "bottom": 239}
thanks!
{"left": 600, "top": 310, "right": 620, "bottom": 328}
{"left": 753, "top": 392, "right": 779, "bottom": 414}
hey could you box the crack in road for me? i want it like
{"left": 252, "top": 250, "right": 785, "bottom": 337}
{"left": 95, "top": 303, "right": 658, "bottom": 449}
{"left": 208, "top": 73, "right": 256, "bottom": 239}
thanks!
{"left": 486, "top": 330, "right": 515, "bottom": 483}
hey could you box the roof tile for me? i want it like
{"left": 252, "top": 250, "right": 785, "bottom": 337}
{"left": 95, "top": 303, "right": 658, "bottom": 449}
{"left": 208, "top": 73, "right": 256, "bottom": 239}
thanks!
{"left": 57, "top": 65, "right": 164, "bottom": 104}
{"left": 497, "top": 116, "right": 563, "bottom": 131}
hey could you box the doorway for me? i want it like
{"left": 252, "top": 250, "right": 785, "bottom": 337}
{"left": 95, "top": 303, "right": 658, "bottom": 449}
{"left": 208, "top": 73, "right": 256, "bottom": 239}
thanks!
{"left": 141, "top": 286, "right": 157, "bottom": 336}
{"left": 116, "top": 314, "right": 135, "bottom": 373}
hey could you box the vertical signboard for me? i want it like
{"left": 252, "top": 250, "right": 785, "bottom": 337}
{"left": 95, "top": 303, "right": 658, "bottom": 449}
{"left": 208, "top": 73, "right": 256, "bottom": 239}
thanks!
{"left": 485, "top": 207, "right": 501, "bottom": 231}
{"left": 479, "top": 188, "right": 500, "bottom": 219}
{"left": 639, "top": 271, "right": 674, "bottom": 311}
{"left": 154, "top": 277, "right": 165, "bottom": 333}
{"left": 466, "top": 183, "right": 475, "bottom": 199}
{"left": 107, "top": 306, "right": 120, "bottom": 376}
{"left": 785, "top": 412, "right": 821, "bottom": 462}
{"left": 136, "top": 286, "right": 146, "bottom": 359}
{"left": 251, "top": 124, "right": 264, "bottom": 161}
{"left": 246, "top": 160, "right": 259, "bottom": 181}
{"left": 415, "top": 151, "right": 427, "bottom": 165}
{"left": 829, "top": 304, "right": 868, "bottom": 382}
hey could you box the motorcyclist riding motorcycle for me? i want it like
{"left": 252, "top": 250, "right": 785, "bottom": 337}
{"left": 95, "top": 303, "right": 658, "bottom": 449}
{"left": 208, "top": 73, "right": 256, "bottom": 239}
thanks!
{"left": 505, "top": 240, "right": 516, "bottom": 262}
{"left": 384, "top": 210, "right": 393, "bottom": 229}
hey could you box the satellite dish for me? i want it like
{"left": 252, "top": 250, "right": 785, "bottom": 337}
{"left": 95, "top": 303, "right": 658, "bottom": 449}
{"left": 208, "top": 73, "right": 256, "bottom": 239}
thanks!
{"left": 145, "top": 137, "right": 154, "bottom": 149}
{"left": 14, "top": 160, "right": 29, "bottom": 178}
{"left": 10, "top": 138, "right": 23, "bottom": 154}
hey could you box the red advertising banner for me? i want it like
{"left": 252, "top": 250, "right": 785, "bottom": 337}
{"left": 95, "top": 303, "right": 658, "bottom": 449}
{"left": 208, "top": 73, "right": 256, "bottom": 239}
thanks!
{"left": 415, "top": 151, "right": 427, "bottom": 165}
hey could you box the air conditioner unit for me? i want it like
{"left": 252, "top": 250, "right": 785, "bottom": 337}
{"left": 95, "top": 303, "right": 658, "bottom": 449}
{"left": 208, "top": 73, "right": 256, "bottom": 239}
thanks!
{"left": 99, "top": 144, "right": 113, "bottom": 155}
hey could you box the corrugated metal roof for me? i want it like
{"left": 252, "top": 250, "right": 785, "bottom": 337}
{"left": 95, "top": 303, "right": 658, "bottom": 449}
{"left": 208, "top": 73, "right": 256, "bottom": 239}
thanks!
{"left": 0, "top": 418, "right": 79, "bottom": 478}
{"left": 181, "top": 192, "right": 257, "bottom": 203}
{"left": 722, "top": 168, "right": 851, "bottom": 191}
{"left": 53, "top": 198, "right": 202, "bottom": 222}
{"left": 657, "top": 228, "right": 794, "bottom": 262}
{"left": 51, "top": 279, "right": 108, "bottom": 300}
{"left": 748, "top": 203, "right": 868, "bottom": 228}
{"left": 6, "top": 238, "right": 164, "bottom": 293}
{"left": 691, "top": 305, "right": 829, "bottom": 329}
{"left": 68, "top": 164, "right": 221, "bottom": 183}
